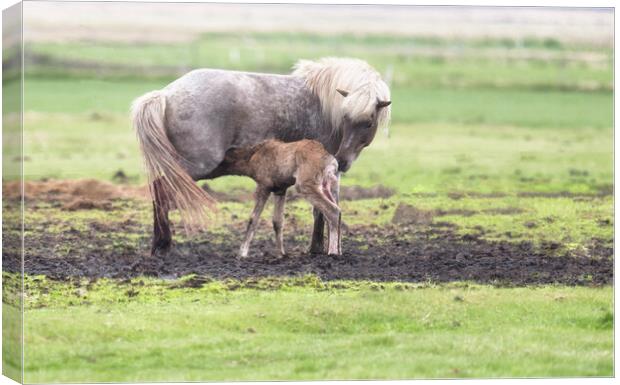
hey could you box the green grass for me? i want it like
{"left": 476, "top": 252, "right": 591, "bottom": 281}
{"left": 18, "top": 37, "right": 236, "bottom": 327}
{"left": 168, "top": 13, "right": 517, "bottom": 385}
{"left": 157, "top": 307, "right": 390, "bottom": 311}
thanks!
{"left": 3, "top": 304, "right": 23, "bottom": 383}
{"left": 17, "top": 274, "right": 613, "bottom": 382}
{"left": 23, "top": 78, "right": 164, "bottom": 114}
{"left": 355, "top": 123, "right": 611, "bottom": 194}
{"left": 20, "top": 111, "right": 613, "bottom": 196}
{"left": 22, "top": 77, "right": 613, "bottom": 128}
{"left": 391, "top": 87, "right": 612, "bottom": 129}
{"left": 16, "top": 76, "right": 613, "bottom": 190}
{"left": 341, "top": 195, "right": 613, "bottom": 248}
{"left": 26, "top": 32, "right": 612, "bottom": 91}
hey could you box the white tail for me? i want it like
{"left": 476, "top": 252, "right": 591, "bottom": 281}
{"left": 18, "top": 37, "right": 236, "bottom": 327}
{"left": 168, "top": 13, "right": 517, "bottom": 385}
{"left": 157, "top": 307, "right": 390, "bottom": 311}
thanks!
{"left": 131, "top": 90, "right": 215, "bottom": 233}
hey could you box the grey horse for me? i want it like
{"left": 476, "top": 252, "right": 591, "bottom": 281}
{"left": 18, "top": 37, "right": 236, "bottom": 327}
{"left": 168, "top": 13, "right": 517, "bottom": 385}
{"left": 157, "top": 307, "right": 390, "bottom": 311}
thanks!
{"left": 132, "top": 57, "right": 391, "bottom": 256}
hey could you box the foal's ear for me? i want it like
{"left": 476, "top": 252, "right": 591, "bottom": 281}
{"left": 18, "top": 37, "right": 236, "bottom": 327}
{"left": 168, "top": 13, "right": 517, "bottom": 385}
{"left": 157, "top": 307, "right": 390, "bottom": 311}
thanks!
{"left": 336, "top": 89, "right": 349, "bottom": 97}
{"left": 377, "top": 100, "right": 392, "bottom": 109}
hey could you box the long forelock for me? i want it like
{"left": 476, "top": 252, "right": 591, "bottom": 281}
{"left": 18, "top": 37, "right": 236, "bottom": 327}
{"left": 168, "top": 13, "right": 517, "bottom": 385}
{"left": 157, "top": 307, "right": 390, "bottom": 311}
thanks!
{"left": 292, "top": 57, "right": 391, "bottom": 134}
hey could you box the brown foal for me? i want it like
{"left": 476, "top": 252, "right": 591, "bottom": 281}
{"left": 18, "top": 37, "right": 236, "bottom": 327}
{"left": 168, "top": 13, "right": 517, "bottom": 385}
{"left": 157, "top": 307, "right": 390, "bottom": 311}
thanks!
{"left": 216, "top": 139, "right": 341, "bottom": 257}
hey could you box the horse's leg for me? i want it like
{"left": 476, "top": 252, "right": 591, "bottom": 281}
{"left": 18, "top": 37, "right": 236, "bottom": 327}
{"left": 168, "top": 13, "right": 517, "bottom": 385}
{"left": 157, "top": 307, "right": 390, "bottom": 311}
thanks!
{"left": 315, "top": 202, "right": 340, "bottom": 256}
{"left": 272, "top": 192, "right": 287, "bottom": 256}
{"left": 239, "top": 187, "right": 270, "bottom": 258}
{"left": 309, "top": 208, "right": 325, "bottom": 254}
{"left": 311, "top": 198, "right": 341, "bottom": 256}
{"left": 151, "top": 178, "right": 172, "bottom": 256}
{"left": 315, "top": 172, "right": 341, "bottom": 254}
{"left": 299, "top": 185, "right": 341, "bottom": 255}
{"left": 310, "top": 172, "right": 341, "bottom": 254}
{"left": 326, "top": 213, "right": 341, "bottom": 256}
{"left": 332, "top": 173, "right": 342, "bottom": 254}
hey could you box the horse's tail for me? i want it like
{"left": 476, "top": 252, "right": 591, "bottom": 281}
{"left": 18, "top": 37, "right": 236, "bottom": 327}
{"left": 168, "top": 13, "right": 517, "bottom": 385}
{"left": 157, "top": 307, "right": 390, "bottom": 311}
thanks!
{"left": 131, "top": 90, "right": 216, "bottom": 232}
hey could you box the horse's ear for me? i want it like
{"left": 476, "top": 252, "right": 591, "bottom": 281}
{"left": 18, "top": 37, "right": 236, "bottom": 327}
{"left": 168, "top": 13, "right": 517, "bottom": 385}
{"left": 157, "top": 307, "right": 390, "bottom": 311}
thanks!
{"left": 336, "top": 89, "right": 349, "bottom": 97}
{"left": 377, "top": 100, "right": 391, "bottom": 109}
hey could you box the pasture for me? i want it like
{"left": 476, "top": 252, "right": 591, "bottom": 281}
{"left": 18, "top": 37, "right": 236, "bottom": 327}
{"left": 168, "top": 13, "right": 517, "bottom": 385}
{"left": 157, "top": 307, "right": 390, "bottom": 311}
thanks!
{"left": 3, "top": 26, "right": 613, "bottom": 381}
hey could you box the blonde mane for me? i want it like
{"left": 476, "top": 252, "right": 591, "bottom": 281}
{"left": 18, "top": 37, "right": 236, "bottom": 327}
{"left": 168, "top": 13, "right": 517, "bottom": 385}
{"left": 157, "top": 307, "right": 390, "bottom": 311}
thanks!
{"left": 292, "top": 57, "right": 391, "bottom": 135}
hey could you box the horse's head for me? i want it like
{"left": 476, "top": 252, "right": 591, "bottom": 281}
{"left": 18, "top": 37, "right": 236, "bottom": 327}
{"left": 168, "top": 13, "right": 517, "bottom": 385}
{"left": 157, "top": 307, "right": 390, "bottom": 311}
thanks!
{"left": 334, "top": 87, "right": 391, "bottom": 172}
{"left": 292, "top": 58, "right": 392, "bottom": 172}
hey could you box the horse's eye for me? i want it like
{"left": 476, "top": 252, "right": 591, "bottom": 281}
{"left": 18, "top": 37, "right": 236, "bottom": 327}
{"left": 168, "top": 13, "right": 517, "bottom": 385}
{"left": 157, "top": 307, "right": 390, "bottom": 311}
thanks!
{"left": 363, "top": 121, "right": 372, "bottom": 129}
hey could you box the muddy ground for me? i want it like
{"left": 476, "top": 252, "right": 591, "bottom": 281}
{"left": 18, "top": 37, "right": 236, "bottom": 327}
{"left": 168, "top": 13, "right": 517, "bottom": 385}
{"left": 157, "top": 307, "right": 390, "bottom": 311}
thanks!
{"left": 2, "top": 180, "right": 613, "bottom": 286}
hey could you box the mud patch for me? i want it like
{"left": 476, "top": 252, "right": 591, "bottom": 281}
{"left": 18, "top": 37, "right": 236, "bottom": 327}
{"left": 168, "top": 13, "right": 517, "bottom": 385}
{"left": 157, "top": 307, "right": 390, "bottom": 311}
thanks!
{"left": 597, "top": 219, "right": 613, "bottom": 227}
{"left": 446, "top": 191, "right": 513, "bottom": 199}
{"left": 437, "top": 208, "right": 478, "bottom": 217}
{"left": 517, "top": 189, "right": 612, "bottom": 199}
{"left": 444, "top": 189, "right": 613, "bottom": 200}
{"left": 4, "top": 217, "right": 612, "bottom": 286}
{"left": 63, "top": 198, "right": 113, "bottom": 211}
{"left": 4, "top": 179, "right": 148, "bottom": 208}
{"left": 483, "top": 207, "right": 524, "bottom": 215}
{"left": 169, "top": 275, "right": 213, "bottom": 289}
{"left": 338, "top": 185, "right": 395, "bottom": 201}
{"left": 392, "top": 204, "right": 434, "bottom": 225}
{"left": 3, "top": 181, "right": 612, "bottom": 286}
{"left": 391, "top": 203, "right": 525, "bottom": 225}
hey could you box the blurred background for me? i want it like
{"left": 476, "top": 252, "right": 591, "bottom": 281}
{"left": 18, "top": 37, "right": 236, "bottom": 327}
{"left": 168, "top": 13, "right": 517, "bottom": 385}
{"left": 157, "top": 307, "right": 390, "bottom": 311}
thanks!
{"left": 17, "top": 2, "right": 613, "bottom": 195}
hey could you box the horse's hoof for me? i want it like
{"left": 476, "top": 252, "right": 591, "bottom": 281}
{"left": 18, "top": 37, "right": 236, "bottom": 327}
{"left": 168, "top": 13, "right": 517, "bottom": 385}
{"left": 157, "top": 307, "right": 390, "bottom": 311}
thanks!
{"left": 309, "top": 246, "right": 325, "bottom": 254}
{"left": 150, "top": 245, "right": 171, "bottom": 258}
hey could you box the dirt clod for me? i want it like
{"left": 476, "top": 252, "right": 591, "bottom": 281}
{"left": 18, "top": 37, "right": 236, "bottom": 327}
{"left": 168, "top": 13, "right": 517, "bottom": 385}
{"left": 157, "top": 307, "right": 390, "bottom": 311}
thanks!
{"left": 392, "top": 203, "right": 434, "bottom": 225}
{"left": 339, "top": 185, "right": 395, "bottom": 201}
{"left": 391, "top": 203, "right": 525, "bottom": 225}
{"left": 112, "top": 170, "right": 129, "bottom": 183}
{"left": 63, "top": 198, "right": 112, "bottom": 211}
{"left": 4, "top": 179, "right": 148, "bottom": 209}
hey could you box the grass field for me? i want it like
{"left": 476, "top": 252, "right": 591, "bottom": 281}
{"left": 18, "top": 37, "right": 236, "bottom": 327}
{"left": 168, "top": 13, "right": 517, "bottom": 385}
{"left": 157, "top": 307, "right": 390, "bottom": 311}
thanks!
{"left": 17, "top": 277, "right": 613, "bottom": 382}
{"left": 3, "top": 27, "right": 614, "bottom": 381}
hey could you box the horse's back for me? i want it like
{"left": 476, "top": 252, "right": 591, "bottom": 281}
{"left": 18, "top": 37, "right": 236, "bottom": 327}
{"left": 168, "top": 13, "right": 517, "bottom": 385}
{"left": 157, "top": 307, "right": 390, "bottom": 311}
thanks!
{"left": 156, "top": 68, "right": 321, "bottom": 180}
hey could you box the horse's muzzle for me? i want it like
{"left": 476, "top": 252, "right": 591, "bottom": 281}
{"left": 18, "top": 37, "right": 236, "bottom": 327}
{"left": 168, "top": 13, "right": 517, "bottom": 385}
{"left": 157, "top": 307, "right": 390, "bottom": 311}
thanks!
{"left": 337, "top": 159, "right": 351, "bottom": 173}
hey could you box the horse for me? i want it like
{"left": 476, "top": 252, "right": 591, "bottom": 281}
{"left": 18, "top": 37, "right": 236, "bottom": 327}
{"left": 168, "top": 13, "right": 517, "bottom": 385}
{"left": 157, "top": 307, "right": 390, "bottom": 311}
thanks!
{"left": 131, "top": 57, "right": 391, "bottom": 256}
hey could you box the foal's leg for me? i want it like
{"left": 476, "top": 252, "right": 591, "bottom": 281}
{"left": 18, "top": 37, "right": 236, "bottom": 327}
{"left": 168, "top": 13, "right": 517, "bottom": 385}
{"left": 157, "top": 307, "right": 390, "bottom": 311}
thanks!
{"left": 272, "top": 192, "right": 287, "bottom": 256}
{"left": 239, "top": 187, "right": 270, "bottom": 258}
{"left": 151, "top": 178, "right": 172, "bottom": 256}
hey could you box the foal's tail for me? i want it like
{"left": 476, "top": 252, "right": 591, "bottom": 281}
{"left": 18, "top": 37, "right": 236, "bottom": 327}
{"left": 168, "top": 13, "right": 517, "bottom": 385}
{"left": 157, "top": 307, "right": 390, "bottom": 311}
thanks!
{"left": 131, "top": 90, "right": 216, "bottom": 232}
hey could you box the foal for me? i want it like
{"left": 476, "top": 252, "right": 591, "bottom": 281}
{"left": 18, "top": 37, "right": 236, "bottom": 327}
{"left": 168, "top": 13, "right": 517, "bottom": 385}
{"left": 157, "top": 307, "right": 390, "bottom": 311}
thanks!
{"left": 218, "top": 139, "right": 341, "bottom": 257}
